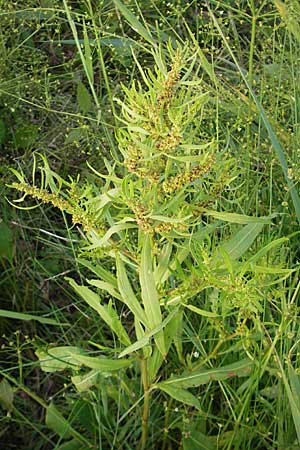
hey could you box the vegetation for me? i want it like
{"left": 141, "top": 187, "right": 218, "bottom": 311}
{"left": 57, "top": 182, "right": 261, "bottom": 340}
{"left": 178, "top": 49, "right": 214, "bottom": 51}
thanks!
{"left": 1, "top": 1, "right": 300, "bottom": 449}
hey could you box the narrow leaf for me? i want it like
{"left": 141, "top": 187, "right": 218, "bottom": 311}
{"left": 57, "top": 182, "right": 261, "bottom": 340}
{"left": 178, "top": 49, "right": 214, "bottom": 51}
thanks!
{"left": 70, "top": 354, "right": 134, "bottom": 371}
{"left": 158, "top": 384, "right": 201, "bottom": 410}
{"left": 159, "top": 359, "right": 253, "bottom": 389}
{"left": 202, "top": 210, "right": 274, "bottom": 224}
{"left": 0, "top": 309, "right": 64, "bottom": 326}
{"left": 140, "top": 234, "right": 165, "bottom": 356}
{"left": 46, "top": 402, "right": 73, "bottom": 439}
{"left": 77, "top": 81, "right": 92, "bottom": 113}
{"left": 36, "top": 346, "right": 84, "bottom": 372}
{"left": 119, "top": 308, "right": 178, "bottom": 358}
{"left": 184, "top": 304, "right": 219, "bottom": 318}
{"left": 83, "top": 20, "right": 93, "bottom": 83}
{"left": 116, "top": 255, "right": 147, "bottom": 326}
{"left": 154, "top": 242, "right": 172, "bottom": 284}
{"left": 68, "top": 279, "right": 131, "bottom": 346}
{"left": 72, "top": 370, "right": 101, "bottom": 392}
{"left": 88, "top": 279, "right": 122, "bottom": 301}
{"left": 214, "top": 223, "right": 264, "bottom": 263}
{"left": 0, "top": 379, "right": 14, "bottom": 412}
{"left": 78, "top": 259, "right": 118, "bottom": 286}
{"left": 113, "top": 0, "right": 155, "bottom": 45}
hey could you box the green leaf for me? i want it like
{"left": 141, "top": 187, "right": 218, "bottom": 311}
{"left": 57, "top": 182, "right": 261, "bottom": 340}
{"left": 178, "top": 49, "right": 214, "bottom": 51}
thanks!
{"left": 0, "top": 221, "right": 13, "bottom": 261}
{"left": 286, "top": 361, "right": 300, "bottom": 441}
{"left": 86, "top": 223, "right": 137, "bottom": 248}
{"left": 184, "top": 304, "right": 219, "bottom": 318}
{"left": 159, "top": 359, "right": 253, "bottom": 389}
{"left": 154, "top": 242, "right": 172, "bottom": 285}
{"left": 0, "top": 379, "right": 14, "bottom": 412}
{"left": 36, "top": 346, "right": 84, "bottom": 372}
{"left": 77, "top": 81, "right": 92, "bottom": 113}
{"left": 71, "top": 370, "right": 101, "bottom": 392}
{"left": 116, "top": 255, "right": 147, "bottom": 326}
{"left": 140, "top": 234, "right": 166, "bottom": 356}
{"left": 78, "top": 259, "right": 118, "bottom": 286}
{"left": 0, "top": 309, "right": 64, "bottom": 326}
{"left": 158, "top": 384, "right": 201, "bottom": 410}
{"left": 113, "top": 0, "right": 155, "bottom": 45}
{"left": 240, "top": 237, "right": 289, "bottom": 274}
{"left": 70, "top": 354, "right": 134, "bottom": 371}
{"left": 183, "top": 430, "right": 217, "bottom": 450}
{"left": 46, "top": 402, "right": 73, "bottom": 439}
{"left": 83, "top": 20, "right": 94, "bottom": 84}
{"left": 68, "top": 279, "right": 131, "bottom": 346}
{"left": 118, "top": 308, "right": 178, "bottom": 358}
{"left": 214, "top": 223, "right": 264, "bottom": 263}
{"left": 87, "top": 279, "right": 122, "bottom": 301}
{"left": 64, "top": 128, "right": 84, "bottom": 145}
{"left": 56, "top": 440, "right": 85, "bottom": 450}
{"left": 202, "top": 210, "right": 274, "bottom": 224}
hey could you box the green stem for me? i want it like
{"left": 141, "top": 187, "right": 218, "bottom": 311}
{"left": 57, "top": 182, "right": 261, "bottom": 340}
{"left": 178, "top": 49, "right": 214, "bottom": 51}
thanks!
{"left": 248, "top": 12, "right": 256, "bottom": 86}
{"left": 140, "top": 358, "right": 150, "bottom": 450}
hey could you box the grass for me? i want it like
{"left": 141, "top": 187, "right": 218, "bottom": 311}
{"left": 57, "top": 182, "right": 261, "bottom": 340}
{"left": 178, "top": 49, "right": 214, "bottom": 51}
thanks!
{"left": 1, "top": 1, "right": 300, "bottom": 449}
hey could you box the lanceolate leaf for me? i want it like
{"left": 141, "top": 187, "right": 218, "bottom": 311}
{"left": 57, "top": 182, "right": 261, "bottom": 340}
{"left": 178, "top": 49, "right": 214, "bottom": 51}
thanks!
{"left": 184, "top": 304, "right": 219, "bottom": 318}
{"left": 78, "top": 259, "right": 118, "bottom": 286}
{"left": 0, "top": 309, "right": 64, "bottom": 326}
{"left": 158, "top": 359, "right": 253, "bottom": 389}
{"left": 213, "top": 223, "right": 264, "bottom": 263}
{"left": 118, "top": 308, "right": 178, "bottom": 358}
{"left": 0, "top": 379, "right": 14, "bottom": 412}
{"left": 88, "top": 279, "right": 122, "bottom": 301}
{"left": 46, "top": 403, "right": 72, "bottom": 439}
{"left": 83, "top": 20, "right": 94, "bottom": 84}
{"left": 140, "top": 234, "right": 166, "bottom": 356}
{"left": 72, "top": 370, "right": 101, "bottom": 392}
{"left": 116, "top": 254, "right": 148, "bottom": 326}
{"left": 77, "top": 81, "right": 92, "bottom": 113}
{"left": 157, "top": 384, "right": 201, "bottom": 410}
{"left": 68, "top": 279, "right": 131, "bottom": 346}
{"left": 154, "top": 242, "right": 172, "bottom": 285}
{"left": 36, "top": 346, "right": 84, "bottom": 372}
{"left": 70, "top": 354, "right": 134, "bottom": 371}
{"left": 202, "top": 210, "right": 274, "bottom": 224}
{"left": 113, "top": 0, "right": 155, "bottom": 45}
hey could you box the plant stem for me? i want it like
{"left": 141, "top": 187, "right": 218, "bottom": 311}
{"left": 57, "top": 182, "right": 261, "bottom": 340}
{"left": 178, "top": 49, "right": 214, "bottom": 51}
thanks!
{"left": 248, "top": 11, "right": 256, "bottom": 86}
{"left": 140, "top": 357, "right": 150, "bottom": 450}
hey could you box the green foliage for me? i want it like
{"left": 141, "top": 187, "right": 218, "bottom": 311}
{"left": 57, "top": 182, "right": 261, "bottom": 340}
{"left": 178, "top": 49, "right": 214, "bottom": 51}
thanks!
{"left": 9, "top": 41, "right": 294, "bottom": 449}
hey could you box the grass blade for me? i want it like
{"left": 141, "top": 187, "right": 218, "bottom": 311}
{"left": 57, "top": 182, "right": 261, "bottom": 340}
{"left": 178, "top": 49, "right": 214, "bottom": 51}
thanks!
{"left": 0, "top": 309, "right": 65, "bottom": 326}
